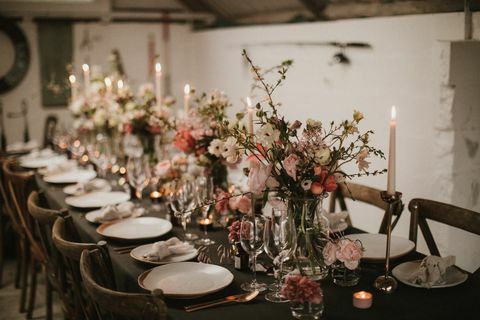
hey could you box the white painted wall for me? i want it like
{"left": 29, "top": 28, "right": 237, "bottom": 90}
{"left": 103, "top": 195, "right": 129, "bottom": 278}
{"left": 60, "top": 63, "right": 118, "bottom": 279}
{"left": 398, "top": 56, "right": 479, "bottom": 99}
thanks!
{"left": 1, "top": 12, "right": 479, "bottom": 271}
{"left": 186, "top": 12, "right": 480, "bottom": 272}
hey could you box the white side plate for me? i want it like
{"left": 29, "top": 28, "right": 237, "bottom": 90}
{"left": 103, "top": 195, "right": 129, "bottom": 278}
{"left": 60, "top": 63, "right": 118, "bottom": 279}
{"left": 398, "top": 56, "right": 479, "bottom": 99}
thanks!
{"left": 345, "top": 233, "right": 415, "bottom": 261}
{"left": 130, "top": 243, "right": 198, "bottom": 265}
{"left": 392, "top": 260, "right": 468, "bottom": 288}
{"left": 138, "top": 262, "right": 233, "bottom": 298}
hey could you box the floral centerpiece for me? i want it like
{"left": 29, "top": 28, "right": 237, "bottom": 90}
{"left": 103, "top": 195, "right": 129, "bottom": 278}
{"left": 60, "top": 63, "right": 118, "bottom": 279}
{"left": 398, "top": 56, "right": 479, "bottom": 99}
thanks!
{"left": 119, "top": 83, "right": 176, "bottom": 159}
{"left": 213, "top": 50, "right": 386, "bottom": 279}
{"left": 281, "top": 275, "right": 324, "bottom": 319}
{"left": 323, "top": 237, "right": 364, "bottom": 286}
{"left": 173, "top": 89, "right": 235, "bottom": 189}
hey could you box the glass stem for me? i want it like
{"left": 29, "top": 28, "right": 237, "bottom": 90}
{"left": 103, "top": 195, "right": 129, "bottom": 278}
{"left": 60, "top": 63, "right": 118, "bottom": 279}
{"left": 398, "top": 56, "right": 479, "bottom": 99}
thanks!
{"left": 277, "top": 261, "right": 283, "bottom": 291}
{"left": 252, "top": 253, "right": 257, "bottom": 285}
{"left": 182, "top": 217, "right": 187, "bottom": 238}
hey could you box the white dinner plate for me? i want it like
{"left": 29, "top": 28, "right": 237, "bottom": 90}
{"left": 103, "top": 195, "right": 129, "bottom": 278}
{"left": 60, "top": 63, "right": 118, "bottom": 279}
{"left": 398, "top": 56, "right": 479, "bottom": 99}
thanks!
{"left": 20, "top": 155, "right": 67, "bottom": 169}
{"left": 392, "top": 260, "right": 468, "bottom": 288}
{"left": 63, "top": 179, "right": 111, "bottom": 195}
{"left": 96, "top": 217, "right": 172, "bottom": 241}
{"left": 138, "top": 262, "right": 233, "bottom": 298}
{"left": 130, "top": 243, "right": 198, "bottom": 265}
{"left": 43, "top": 169, "right": 96, "bottom": 184}
{"left": 65, "top": 191, "right": 130, "bottom": 208}
{"left": 345, "top": 233, "right": 415, "bottom": 261}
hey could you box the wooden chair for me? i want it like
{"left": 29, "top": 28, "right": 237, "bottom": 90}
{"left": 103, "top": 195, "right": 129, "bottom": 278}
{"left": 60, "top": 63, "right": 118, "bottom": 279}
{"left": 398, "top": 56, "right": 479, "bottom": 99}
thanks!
{"left": 43, "top": 115, "right": 58, "bottom": 149}
{"left": 329, "top": 182, "right": 403, "bottom": 234}
{"left": 80, "top": 249, "right": 167, "bottom": 320}
{"left": 408, "top": 198, "right": 480, "bottom": 273}
{"left": 27, "top": 191, "right": 74, "bottom": 319}
{"left": 52, "top": 215, "right": 113, "bottom": 319}
{"left": 3, "top": 157, "right": 42, "bottom": 317}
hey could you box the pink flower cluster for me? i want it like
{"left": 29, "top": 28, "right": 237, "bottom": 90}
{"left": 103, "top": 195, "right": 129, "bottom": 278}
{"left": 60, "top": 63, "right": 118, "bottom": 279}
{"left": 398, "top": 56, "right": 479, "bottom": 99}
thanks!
{"left": 227, "top": 220, "right": 241, "bottom": 242}
{"left": 214, "top": 189, "right": 251, "bottom": 215}
{"left": 323, "top": 238, "right": 363, "bottom": 270}
{"left": 281, "top": 275, "right": 323, "bottom": 304}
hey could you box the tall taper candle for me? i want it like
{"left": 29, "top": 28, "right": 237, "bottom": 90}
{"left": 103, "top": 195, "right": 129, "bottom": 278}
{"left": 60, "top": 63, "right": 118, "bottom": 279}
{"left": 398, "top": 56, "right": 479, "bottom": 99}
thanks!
{"left": 246, "top": 96, "right": 254, "bottom": 135}
{"left": 69, "top": 75, "right": 77, "bottom": 101}
{"left": 104, "top": 77, "right": 112, "bottom": 94}
{"left": 82, "top": 64, "right": 90, "bottom": 93}
{"left": 387, "top": 106, "right": 396, "bottom": 195}
{"left": 155, "top": 62, "right": 162, "bottom": 106}
{"left": 184, "top": 84, "right": 191, "bottom": 113}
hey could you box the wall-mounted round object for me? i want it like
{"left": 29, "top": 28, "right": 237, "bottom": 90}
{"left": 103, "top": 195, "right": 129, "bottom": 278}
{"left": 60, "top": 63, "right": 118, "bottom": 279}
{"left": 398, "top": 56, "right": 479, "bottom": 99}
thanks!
{"left": 0, "top": 19, "right": 30, "bottom": 94}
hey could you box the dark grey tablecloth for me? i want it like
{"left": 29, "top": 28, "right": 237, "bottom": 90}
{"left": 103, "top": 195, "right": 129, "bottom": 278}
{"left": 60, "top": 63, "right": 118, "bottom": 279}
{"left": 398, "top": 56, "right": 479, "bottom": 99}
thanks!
{"left": 36, "top": 175, "right": 480, "bottom": 320}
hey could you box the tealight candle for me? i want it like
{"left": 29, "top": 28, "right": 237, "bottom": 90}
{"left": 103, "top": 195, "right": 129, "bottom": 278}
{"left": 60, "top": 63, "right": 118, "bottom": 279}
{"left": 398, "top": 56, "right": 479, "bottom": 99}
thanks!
{"left": 353, "top": 291, "right": 372, "bottom": 309}
{"left": 198, "top": 218, "right": 213, "bottom": 231}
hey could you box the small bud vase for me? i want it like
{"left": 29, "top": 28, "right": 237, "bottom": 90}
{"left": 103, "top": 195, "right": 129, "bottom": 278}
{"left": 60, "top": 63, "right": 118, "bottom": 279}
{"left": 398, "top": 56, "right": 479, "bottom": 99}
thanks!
{"left": 290, "top": 301, "right": 324, "bottom": 320}
{"left": 331, "top": 262, "right": 360, "bottom": 287}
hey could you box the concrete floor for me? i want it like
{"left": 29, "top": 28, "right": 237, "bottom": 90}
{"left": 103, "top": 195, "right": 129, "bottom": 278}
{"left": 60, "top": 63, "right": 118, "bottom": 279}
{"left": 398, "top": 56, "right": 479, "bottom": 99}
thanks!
{"left": 0, "top": 259, "right": 63, "bottom": 320}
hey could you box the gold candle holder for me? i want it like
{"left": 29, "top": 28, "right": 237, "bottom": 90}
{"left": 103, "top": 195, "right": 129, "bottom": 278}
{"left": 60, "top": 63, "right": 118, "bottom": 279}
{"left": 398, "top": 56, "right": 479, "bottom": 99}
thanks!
{"left": 373, "top": 191, "right": 402, "bottom": 294}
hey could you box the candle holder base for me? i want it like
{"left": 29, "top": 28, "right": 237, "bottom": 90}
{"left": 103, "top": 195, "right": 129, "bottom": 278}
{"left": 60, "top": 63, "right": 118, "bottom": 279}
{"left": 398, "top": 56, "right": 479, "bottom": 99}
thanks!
{"left": 373, "top": 275, "right": 397, "bottom": 294}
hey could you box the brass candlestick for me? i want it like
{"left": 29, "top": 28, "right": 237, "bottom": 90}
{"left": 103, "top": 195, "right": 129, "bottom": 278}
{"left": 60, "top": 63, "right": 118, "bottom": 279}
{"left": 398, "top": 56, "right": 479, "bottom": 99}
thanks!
{"left": 373, "top": 191, "right": 402, "bottom": 294}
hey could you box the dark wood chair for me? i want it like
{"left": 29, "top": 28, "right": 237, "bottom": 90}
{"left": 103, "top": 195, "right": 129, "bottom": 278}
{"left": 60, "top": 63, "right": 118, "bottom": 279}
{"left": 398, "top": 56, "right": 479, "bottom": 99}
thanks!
{"left": 43, "top": 115, "right": 58, "bottom": 149}
{"left": 408, "top": 198, "right": 480, "bottom": 274}
{"left": 27, "top": 191, "right": 74, "bottom": 319}
{"left": 52, "top": 216, "right": 112, "bottom": 319}
{"left": 80, "top": 249, "right": 167, "bottom": 320}
{"left": 329, "top": 182, "right": 403, "bottom": 234}
{"left": 3, "top": 157, "right": 42, "bottom": 317}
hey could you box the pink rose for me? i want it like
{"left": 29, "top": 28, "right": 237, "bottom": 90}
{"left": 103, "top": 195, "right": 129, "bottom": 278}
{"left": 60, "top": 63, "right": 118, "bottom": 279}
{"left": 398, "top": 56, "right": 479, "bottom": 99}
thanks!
{"left": 247, "top": 157, "right": 272, "bottom": 194}
{"left": 154, "top": 160, "right": 171, "bottom": 178}
{"left": 283, "top": 154, "right": 299, "bottom": 180}
{"left": 336, "top": 238, "right": 363, "bottom": 270}
{"left": 281, "top": 275, "right": 323, "bottom": 304}
{"left": 214, "top": 190, "right": 231, "bottom": 215}
{"left": 322, "top": 241, "right": 338, "bottom": 266}
{"left": 229, "top": 195, "right": 251, "bottom": 214}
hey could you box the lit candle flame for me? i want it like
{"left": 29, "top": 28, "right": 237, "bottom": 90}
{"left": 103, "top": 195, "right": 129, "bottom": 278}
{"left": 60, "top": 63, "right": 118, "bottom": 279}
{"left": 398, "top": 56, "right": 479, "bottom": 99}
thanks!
{"left": 104, "top": 77, "right": 112, "bottom": 87}
{"left": 82, "top": 64, "right": 89, "bottom": 72}
{"left": 391, "top": 105, "right": 397, "bottom": 121}
{"left": 246, "top": 96, "right": 252, "bottom": 108}
{"left": 117, "top": 79, "right": 124, "bottom": 89}
{"left": 69, "top": 75, "right": 76, "bottom": 84}
{"left": 184, "top": 84, "right": 190, "bottom": 95}
{"left": 155, "top": 62, "right": 162, "bottom": 73}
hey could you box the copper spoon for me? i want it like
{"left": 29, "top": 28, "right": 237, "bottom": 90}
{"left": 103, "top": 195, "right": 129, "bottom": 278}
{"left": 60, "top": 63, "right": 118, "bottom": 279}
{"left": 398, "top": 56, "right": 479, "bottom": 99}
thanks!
{"left": 184, "top": 290, "right": 259, "bottom": 312}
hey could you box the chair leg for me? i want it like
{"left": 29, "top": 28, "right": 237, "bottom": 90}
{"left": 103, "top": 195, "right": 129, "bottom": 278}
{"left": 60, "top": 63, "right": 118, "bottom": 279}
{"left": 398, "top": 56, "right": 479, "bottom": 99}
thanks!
{"left": 19, "top": 241, "right": 30, "bottom": 313}
{"left": 45, "top": 268, "right": 52, "bottom": 320}
{"left": 15, "top": 240, "right": 22, "bottom": 288}
{"left": 26, "top": 259, "right": 38, "bottom": 319}
{"left": 0, "top": 213, "right": 4, "bottom": 287}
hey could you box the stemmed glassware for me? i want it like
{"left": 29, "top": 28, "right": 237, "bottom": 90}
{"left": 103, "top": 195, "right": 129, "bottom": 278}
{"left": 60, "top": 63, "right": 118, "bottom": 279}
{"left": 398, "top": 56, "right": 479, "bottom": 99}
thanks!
{"left": 240, "top": 214, "right": 267, "bottom": 292}
{"left": 88, "top": 135, "right": 112, "bottom": 178}
{"left": 126, "top": 155, "right": 151, "bottom": 204}
{"left": 264, "top": 207, "right": 296, "bottom": 303}
{"left": 168, "top": 179, "right": 198, "bottom": 242}
{"left": 195, "top": 175, "right": 215, "bottom": 245}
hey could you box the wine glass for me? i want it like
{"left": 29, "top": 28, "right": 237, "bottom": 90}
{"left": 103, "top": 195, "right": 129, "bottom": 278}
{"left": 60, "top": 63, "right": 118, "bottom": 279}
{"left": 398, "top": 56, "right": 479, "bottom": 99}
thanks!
{"left": 264, "top": 208, "right": 296, "bottom": 302}
{"left": 240, "top": 214, "right": 267, "bottom": 292}
{"left": 168, "top": 179, "right": 198, "bottom": 242}
{"left": 88, "top": 135, "right": 111, "bottom": 178}
{"left": 195, "top": 176, "right": 215, "bottom": 245}
{"left": 126, "top": 156, "right": 151, "bottom": 203}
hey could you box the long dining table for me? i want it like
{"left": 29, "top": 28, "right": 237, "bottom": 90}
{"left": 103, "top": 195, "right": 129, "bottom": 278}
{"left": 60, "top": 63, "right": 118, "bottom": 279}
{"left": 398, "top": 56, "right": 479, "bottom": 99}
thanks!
{"left": 36, "top": 175, "right": 480, "bottom": 320}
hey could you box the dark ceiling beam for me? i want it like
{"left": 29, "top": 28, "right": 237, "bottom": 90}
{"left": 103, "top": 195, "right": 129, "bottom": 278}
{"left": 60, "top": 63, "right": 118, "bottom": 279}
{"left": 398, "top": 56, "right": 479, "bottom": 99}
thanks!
{"left": 298, "top": 0, "right": 328, "bottom": 19}
{"left": 177, "top": 0, "right": 231, "bottom": 23}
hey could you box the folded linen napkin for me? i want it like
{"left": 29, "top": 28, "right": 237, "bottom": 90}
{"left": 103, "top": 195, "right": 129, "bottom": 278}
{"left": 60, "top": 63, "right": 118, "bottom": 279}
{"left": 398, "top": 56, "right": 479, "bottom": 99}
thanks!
{"left": 24, "top": 148, "right": 54, "bottom": 159}
{"left": 143, "top": 237, "right": 195, "bottom": 261}
{"left": 94, "top": 201, "right": 145, "bottom": 222}
{"left": 72, "top": 179, "right": 108, "bottom": 195}
{"left": 409, "top": 255, "right": 455, "bottom": 288}
{"left": 7, "top": 140, "right": 38, "bottom": 152}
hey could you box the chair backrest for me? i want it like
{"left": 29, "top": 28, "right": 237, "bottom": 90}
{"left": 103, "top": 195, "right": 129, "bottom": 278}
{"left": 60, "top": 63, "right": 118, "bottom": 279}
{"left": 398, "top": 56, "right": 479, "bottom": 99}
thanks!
{"left": 43, "top": 115, "right": 58, "bottom": 149}
{"left": 329, "top": 182, "right": 403, "bottom": 234}
{"left": 408, "top": 198, "right": 480, "bottom": 257}
{"left": 0, "top": 156, "right": 23, "bottom": 236}
{"left": 27, "top": 191, "right": 74, "bottom": 316}
{"left": 52, "top": 216, "right": 113, "bottom": 319}
{"left": 80, "top": 249, "right": 167, "bottom": 320}
{"left": 2, "top": 158, "right": 43, "bottom": 259}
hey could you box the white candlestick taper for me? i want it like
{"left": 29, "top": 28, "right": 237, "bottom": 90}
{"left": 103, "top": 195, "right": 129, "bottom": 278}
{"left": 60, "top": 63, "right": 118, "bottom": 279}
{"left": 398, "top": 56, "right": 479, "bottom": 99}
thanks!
{"left": 82, "top": 64, "right": 90, "bottom": 94}
{"left": 184, "top": 84, "right": 190, "bottom": 113}
{"left": 155, "top": 62, "right": 162, "bottom": 106}
{"left": 387, "top": 106, "right": 396, "bottom": 195}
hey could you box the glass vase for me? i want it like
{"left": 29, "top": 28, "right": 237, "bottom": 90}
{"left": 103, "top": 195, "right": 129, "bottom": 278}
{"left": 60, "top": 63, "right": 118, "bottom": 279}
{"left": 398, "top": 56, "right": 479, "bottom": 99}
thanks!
{"left": 288, "top": 197, "right": 330, "bottom": 281}
{"left": 290, "top": 301, "right": 324, "bottom": 320}
{"left": 331, "top": 262, "right": 360, "bottom": 287}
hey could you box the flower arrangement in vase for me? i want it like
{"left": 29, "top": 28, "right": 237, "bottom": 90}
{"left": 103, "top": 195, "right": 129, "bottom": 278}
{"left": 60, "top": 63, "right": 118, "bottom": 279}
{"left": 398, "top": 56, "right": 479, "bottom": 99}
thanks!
{"left": 173, "top": 89, "right": 235, "bottom": 189}
{"left": 323, "top": 237, "right": 364, "bottom": 286}
{"left": 281, "top": 275, "right": 324, "bottom": 319}
{"left": 212, "top": 50, "right": 386, "bottom": 279}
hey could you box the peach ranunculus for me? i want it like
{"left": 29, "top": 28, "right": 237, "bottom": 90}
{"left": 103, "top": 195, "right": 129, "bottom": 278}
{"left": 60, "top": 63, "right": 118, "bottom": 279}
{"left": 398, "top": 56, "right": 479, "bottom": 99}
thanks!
{"left": 174, "top": 129, "right": 196, "bottom": 153}
{"left": 283, "top": 153, "right": 299, "bottom": 181}
{"left": 336, "top": 238, "right": 363, "bottom": 270}
{"left": 310, "top": 181, "right": 324, "bottom": 195}
{"left": 312, "top": 168, "right": 338, "bottom": 193}
{"left": 322, "top": 241, "right": 338, "bottom": 266}
{"left": 247, "top": 157, "right": 272, "bottom": 194}
{"left": 324, "top": 175, "right": 337, "bottom": 192}
{"left": 229, "top": 195, "right": 251, "bottom": 214}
